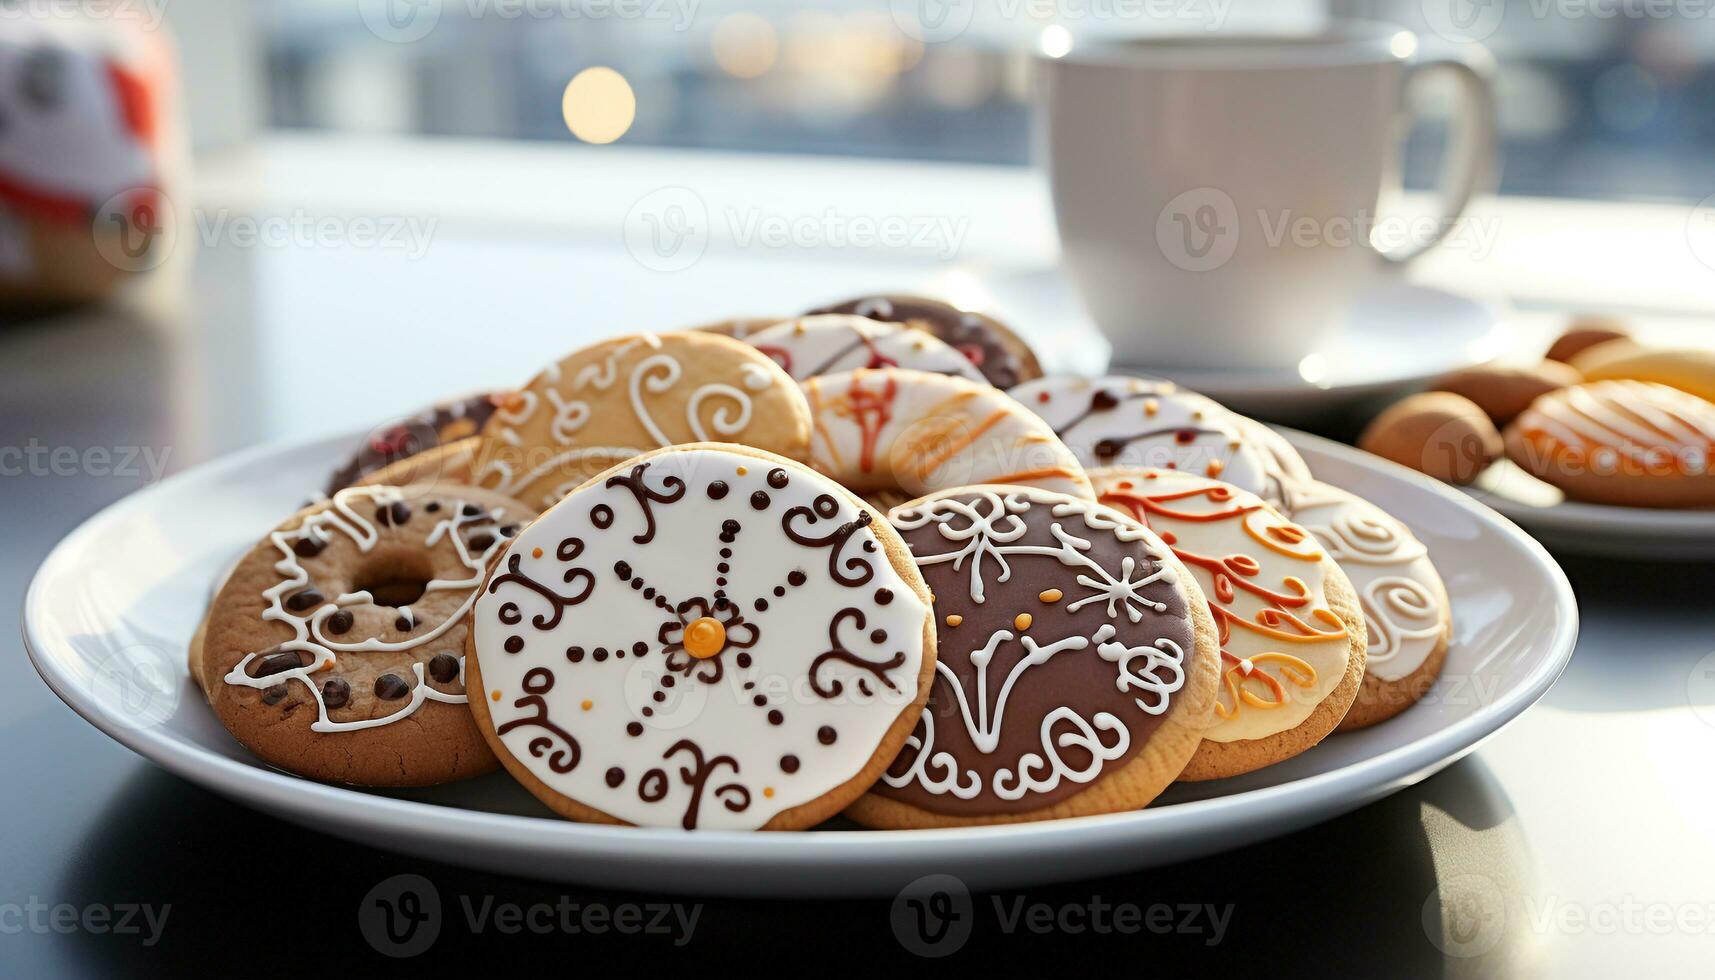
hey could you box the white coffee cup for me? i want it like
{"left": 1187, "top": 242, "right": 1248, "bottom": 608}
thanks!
{"left": 1036, "top": 21, "right": 1497, "bottom": 370}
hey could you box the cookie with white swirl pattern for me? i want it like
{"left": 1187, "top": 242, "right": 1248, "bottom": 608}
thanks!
{"left": 203, "top": 484, "right": 537, "bottom": 786}
{"left": 1279, "top": 478, "right": 1450, "bottom": 731}
{"left": 746, "top": 314, "right": 987, "bottom": 382}
{"left": 473, "top": 331, "right": 811, "bottom": 510}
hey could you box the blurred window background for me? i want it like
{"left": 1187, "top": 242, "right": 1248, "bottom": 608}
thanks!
{"left": 255, "top": 0, "right": 1715, "bottom": 202}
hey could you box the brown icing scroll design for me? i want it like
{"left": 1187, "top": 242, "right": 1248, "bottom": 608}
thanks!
{"left": 487, "top": 536, "right": 595, "bottom": 631}
{"left": 808, "top": 606, "right": 906, "bottom": 699}
{"left": 494, "top": 666, "right": 582, "bottom": 774}
{"left": 782, "top": 494, "right": 877, "bottom": 587}
{"left": 637, "top": 740, "right": 752, "bottom": 830}
{"left": 605, "top": 463, "right": 687, "bottom": 545}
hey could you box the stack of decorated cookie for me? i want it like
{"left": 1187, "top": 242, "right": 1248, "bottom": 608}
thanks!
{"left": 192, "top": 297, "right": 1453, "bottom": 831}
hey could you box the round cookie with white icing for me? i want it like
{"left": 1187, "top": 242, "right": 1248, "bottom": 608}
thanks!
{"left": 1279, "top": 479, "right": 1450, "bottom": 731}
{"left": 203, "top": 484, "right": 536, "bottom": 786}
{"left": 807, "top": 294, "right": 1043, "bottom": 388}
{"left": 1012, "top": 375, "right": 1301, "bottom": 504}
{"left": 846, "top": 487, "right": 1220, "bottom": 828}
{"left": 802, "top": 368, "right": 1092, "bottom": 505}
{"left": 473, "top": 331, "right": 810, "bottom": 511}
{"left": 747, "top": 314, "right": 986, "bottom": 383}
{"left": 467, "top": 444, "right": 935, "bottom": 830}
{"left": 1091, "top": 468, "right": 1367, "bottom": 780}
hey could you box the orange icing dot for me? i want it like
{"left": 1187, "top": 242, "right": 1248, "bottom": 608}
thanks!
{"left": 1039, "top": 589, "right": 1063, "bottom": 603}
{"left": 763, "top": 787, "right": 775, "bottom": 799}
{"left": 1206, "top": 459, "right": 1225, "bottom": 477}
{"left": 736, "top": 466, "right": 748, "bottom": 476}
{"left": 581, "top": 699, "right": 593, "bottom": 711}
{"left": 684, "top": 616, "right": 727, "bottom": 659}
{"left": 490, "top": 690, "right": 502, "bottom": 701}
{"left": 531, "top": 547, "right": 544, "bottom": 559}
{"left": 945, "top": 614, "right": 963, "bottom": 627}
{"left": 1014, "top": 613, "right": 1033, "bottom": 631}
{"left": 1144, "top": 399, "right": 1159, "bottom": 417}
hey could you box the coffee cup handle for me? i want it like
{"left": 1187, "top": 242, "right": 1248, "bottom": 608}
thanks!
{"left": 1377, "top": 50, "right": 1498, "bottom": 265}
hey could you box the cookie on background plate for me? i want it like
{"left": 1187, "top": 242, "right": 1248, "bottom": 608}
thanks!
{"left": 846, "top": 486, "right": 1220, "bottom": 828}
{"left": 1012, "top": 375, "right": 1307, "bottom": 505}
{"left": 324, "top": 392, "right": 502, "bottom": 495}
{"left": 1504, "top": 380, "right": 1715, "bottom": 508}
{"left": 203, "top": 484, "right": 536, "bottom": 786}
{"left": 1279, "top": 479, "right": 1451, "bottom": 731}
{"left": 802, "top": 368, "right": 1091, "bottom": 507}
{"left": 473, "top": 331, "right": 810, "bottom": 511}
{"left": 1091, "top": 468, "right": 1367, "bottom": 780}
{"left": 745, "top": 314, "right": 986, "bottom": 382}
{"left": 806, "top": 294, "right": 1043, "bottom": 389}
{"left": 468, "top": 444, "right": 936, "bottom": 830}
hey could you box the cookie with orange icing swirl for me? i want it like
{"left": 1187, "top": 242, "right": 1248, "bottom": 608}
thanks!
{"left": 1504, "top": 380, "right": 1715, "bottom": 508}
{"left": 1090, "top": 468, "right": 1367, "bottom": 780}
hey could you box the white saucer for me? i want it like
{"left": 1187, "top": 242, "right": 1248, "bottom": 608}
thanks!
{"left": 928, "top": 267, "right": 1515, "bottom": 418}
{"left": 1464, "top": 460, "right": 1715, "bottom": 561}
{"left": 25, "top": 427, "right": 1575, "bottom": 896}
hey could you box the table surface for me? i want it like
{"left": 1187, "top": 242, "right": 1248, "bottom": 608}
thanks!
{"left": 5, "top": 141, "right": 1715, "bottom": 977}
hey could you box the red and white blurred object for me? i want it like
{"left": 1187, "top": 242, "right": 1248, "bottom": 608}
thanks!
{"left": 0, "top": 12, "right": 184, "bottom": 313}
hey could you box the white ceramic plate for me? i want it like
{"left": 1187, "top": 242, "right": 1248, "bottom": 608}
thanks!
{"left": 25, "top": 428, "right": 1576, "bottom": 897}
{"left": 1462, "top": 460, "right": 1715, "bottom": 561}
{"left": 932, "top": 266, "right": 1516, "bottom": 418}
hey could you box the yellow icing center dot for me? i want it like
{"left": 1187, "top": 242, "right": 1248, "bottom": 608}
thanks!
{"left": 736, "top": 466, "right": 748, "bottom": 476}
{"left": 945, "top": 614, "right": 963, "bottom": 627}
{"left": 1014, "top": 613, "right": 1033, "bottom": 631}
{"left": 1039, "top": 589, "right": 1063, "bottom": 603}
{"left": 684, "top": 617, "right": 727, "bottom": 659}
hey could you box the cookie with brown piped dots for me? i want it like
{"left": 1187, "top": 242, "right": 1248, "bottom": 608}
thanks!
{"left": 467, "top": 443, "right": 936, "bottom": 830}
{"left": 746, "top": 314, "right": 986, "bottom": 382}
{"left": 1013, "top": 375, "right": 1303, "bottom": 504}
{"left": 203, "top": 484, "right": 537, "bottom": 786}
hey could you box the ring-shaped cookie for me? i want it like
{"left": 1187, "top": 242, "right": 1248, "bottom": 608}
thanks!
{"left": 803, "top": 368, "right": 1092, "bottom": 505}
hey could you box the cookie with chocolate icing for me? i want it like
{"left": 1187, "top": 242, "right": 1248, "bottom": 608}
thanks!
{"left": 467, "top": 444, "right": 936, "bottom": 830}
{"left": 807, "top": 294, "right": 1042, "bottom": 388}
{"left": 203, "top": 484, "right": 536, "bottom": 786}
{"left": 1012, "top": 375, "right": 1304, "bottom": 504}
{"left": 324, "top": 392, "right": 501, "bottom": 495}
{"left": 746, "top": 314, "right": 986, "bottom": 382}
{"left": 847, "top": 486, "right": 1219, "bottom": 827}
{"left": 1092, "top": 468, "right": 1367, "bottom": 780}
{"left": 473, "top": 331, "right": 811, "bottom": 512}
{"left": 1278, "top": 478, "right": 1450, "bottom": 731}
